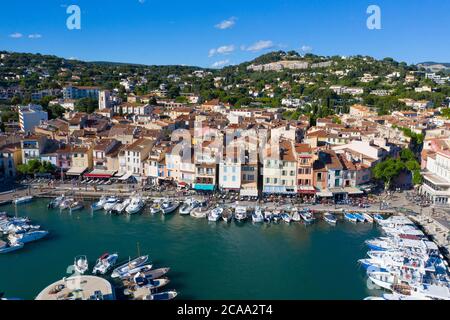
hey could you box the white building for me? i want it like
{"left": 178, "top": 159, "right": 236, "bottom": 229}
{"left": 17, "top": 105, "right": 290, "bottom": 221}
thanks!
{"left": 18, "top": 104, "right": 48, "bottom": 132}
{"left": 421, "top": 151, "right": 450, "bottom": 206}
{"left": 98, "top": 90, "right": 112, "bottom": 109}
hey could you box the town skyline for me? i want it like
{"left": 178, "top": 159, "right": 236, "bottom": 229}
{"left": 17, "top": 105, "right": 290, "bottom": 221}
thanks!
{"left": 1, "top": 0, "right": 449, "bottom": 67}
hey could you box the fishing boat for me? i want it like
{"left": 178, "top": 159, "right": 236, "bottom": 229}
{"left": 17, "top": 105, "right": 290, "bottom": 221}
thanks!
{"left": 92, "top": 253, "right": 119, "bottom": 275}
{"left": 70, "top": 201, "right": 84, "bottom": 212}
{"left": 363, "top": 213, "right": 374, "bottom": 223}
{"left": 353, "top": 213, "right": 366, "bottom": 223}
{"left": 48, "top": 195, "right": 65, "bottom": 209}
{"left": 252, "top": 207, "right": 264, "bottom": 223}
{"left": 179, "top": 199, "right": 198, "bottom": 215}
{"left": 143, "top": 290, "right": 178, "bottom": 301}
{"left": 111, "top": 255, "right": 149, "bottom": 278}
{"left": 291, "top": 209, "right": 302, "bottom": 222}
{"left": 91, "top": 196, "right": 107, "bottom": 211}
{"left": 125, "top": 196, "right": 145, "bottom": 215}
{"left": 264, "top": 211, "right": 273, "bottom": 223}
{"left": 0, "top": 239, "right": 24, "bottom": 254}
{"left": 13, "top": 196, "right": 33, "bottom": 205}
{"left": 208, "top": 207, "right": 223, "bottom": 222}
{"left": 121, "top": 267, "right": 170, "bottom": 282}
{"left": 222, "top": 208, "right": 233, "bottom": 223}
{"left": 281, "top": 212, "right": 292, "bottom": 224}
{"left": 124, "top": 277, "right": 170, "bottom": 296}
{"left": 373, "top": 214, "right": 385, "bottom": 224}
{"left": 300, "top": 210, "right": 315, "bottom": 224}
{"left": 149, "top": 201, "right": 162, "bottom": 214}
{"left": 8, "top": 230, "right": 48, "bottom": 244}
{"left": 344, "top": 212, "right": 358, "bottom": 223}
{"left": 272, "top": 210, "right": 282, "bottom": 223}
{"left": 73, "top": 255, "right": 89, "bottom": 274}
{"left": 234, "top": 206, "right": 247, "bottom": 222}
{"left": 324, "top": 213, "right": 337, "bottom": 225}
{"left": 161, "top": 200, "right": 179, "bottom": 215}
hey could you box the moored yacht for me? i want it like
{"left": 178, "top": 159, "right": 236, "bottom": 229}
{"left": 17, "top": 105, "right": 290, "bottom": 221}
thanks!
{"left": 48, "top": 195, "right": 65, "bottom": 209}
{"left": 125, "top": 196, "right": 145, "bottom": 215}
{"left": 111, "top": 255, "right": 149, "bottom": 278}
{"left": 8, "top": 230, "right": 48, "bottom": 244}
{"left": 0, "top": 239, "right": 24, "bottom": 254}
{"left": 13, "top": 196, "right": 33, "bottom": 205}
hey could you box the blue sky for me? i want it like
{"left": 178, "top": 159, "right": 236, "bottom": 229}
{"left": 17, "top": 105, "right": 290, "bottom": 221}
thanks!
{"left": 0, "top": 0, "right": 449, "bottom": 67}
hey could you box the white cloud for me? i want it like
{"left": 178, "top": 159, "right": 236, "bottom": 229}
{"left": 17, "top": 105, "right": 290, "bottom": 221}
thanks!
{"left": 215, "top": 17, "right": 237, "bottom": 30}
{"left": 208, "top": 45, "right": 235, "bottom": 57}
{"left": 28, "top": 34, "right": 42, "bottom": 39}
{"left": 241, "top": 40, "right": 274, "bottom": 52}
{"left": 301, "top": 45, "right": 313, "bottom": 53}
{"left": 138, "top": 0, "right": 146, "bottom": 3}
{"left": 211, "top": 59, "right": 230, "bottom": 68}
{"left": 9, "top": 32, "right": 23, "bottom": 39}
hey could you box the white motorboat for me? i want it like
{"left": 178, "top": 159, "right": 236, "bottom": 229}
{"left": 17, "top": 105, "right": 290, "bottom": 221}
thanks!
{"left": 252, "top": 207, "right": 264, "bottom": 223}
{"left": 0, "top": 239, "right": 24, "bottom": 254}
{"left": 281, "top": 212, "right": 292, "bottom": 224}
{"left": 59, "top": 198, "right": 74, "bottom": 210}
{"left": 74, "top": 255, "right": 89, "bottom": 274}
{"left": 92, "top": 253, "right": 119, "bottom": 275}
{"left": 111, "top": 255, "right": 149, "bottom": 278}
{"left": 103, "top": 198, "right": 120, "bottom": 212}
{"left": 190, "top": 206, "right": 208, "bottom": 219}
{"left": 13, "top": 196, "right": 33, "bottom": 205}
{"left": 8, "top": 230, "right": 48, "bottom": 244}
{"left": 124, "top": 277, "right": 170, "bottom": 296}
{"left": 143, "top": 290, "right": 178, "bottom": 301}
{"left": 300, "top": 210, "right": 315, "bottom": 224}
{"left": 70, "top": 201, "right": 84, "bottom": 211}
{"left": 91, "top": 196, "right": 107, "bottom": 211}
{"left": 125, "top": 196, "right": 145, "bottom": 215}
{"left": 112, "top": 199, "right": 132, "bottom": 214}
{"left": 48, "top": 195, "right": 65, "bottom": 209}
{"left": 208, "top": 207, "right": 223, "bottom": 222}
{"left": 234, "top": 206, "right": 247, "bottom": 221}
{"left": 161, "top": 200, "right": 179, "bottom": 215}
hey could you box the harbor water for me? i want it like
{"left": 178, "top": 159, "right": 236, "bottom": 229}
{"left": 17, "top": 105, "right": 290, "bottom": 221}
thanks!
{"left": 0, "top": 199, "right": 382, "bottom": 300}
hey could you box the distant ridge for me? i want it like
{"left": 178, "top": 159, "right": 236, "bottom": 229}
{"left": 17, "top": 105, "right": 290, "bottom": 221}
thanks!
{"left": 417, "top": 62, "right": 450, "bottom": 72}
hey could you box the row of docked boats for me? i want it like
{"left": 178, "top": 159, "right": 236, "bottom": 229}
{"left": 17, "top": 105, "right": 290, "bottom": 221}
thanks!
{"left": 0, "top": 212, "right": 48, "bottom": 254}
{"left": 344, "top": 212, "right": 381, "bottom": 224}
{"left": 362, "top": 215, "right": 450, "bottom": 300}
{"left": 71, "top": 252, "right": 177, "bottom": 300}
{"left": 48, "top": 195, "right": 84, "bottom": 212}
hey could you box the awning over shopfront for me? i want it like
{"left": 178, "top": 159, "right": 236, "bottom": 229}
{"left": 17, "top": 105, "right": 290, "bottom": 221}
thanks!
{"left": 193, "top": 184, "right": 215, "bottom": 191}
{"left": 84, "top": 169, "right": 116, "bottom": 179}
{"left": 344, "top": 187, "right": 364, "bottom": 195}
{"left": 316, "top": 190, "right": 333, "bottom": 197}
{"left": 298, "top": 186, "right": 316, "bottom": 194}
{"left": 263, "top": 186, "right": 296, "bottom": 194}
{"left": 66, "top": 166, "right": 88, "bottom": 176}
{"left": 240, "top": 189, "right": 258, "bottom": 197}
{"left": 114, "top": 172, "right": 134, "bottom": 181}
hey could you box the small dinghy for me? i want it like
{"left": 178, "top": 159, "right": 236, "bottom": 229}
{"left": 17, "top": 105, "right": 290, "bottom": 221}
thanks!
{"left": 291, "top": 210, "right": 302, "bottom": 222}
{"left": 252, "top": 207, "right": 264, "bottom": 223}
{"left": 344, "top": 212, "right": 358, "bottom": 223}
{"left": 222, "top": 208, "right": 233, "bottom": 223}
{"left": 234, "top": 206, "right": 247, "bottom": 222}
{"left": 324, "top": 213, "right": 337, "bottom": 225}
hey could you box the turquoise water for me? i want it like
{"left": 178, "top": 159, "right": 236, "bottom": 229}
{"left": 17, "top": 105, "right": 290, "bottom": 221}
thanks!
{"left": 0, "top": 200, "right": 381, "bottom": 300}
